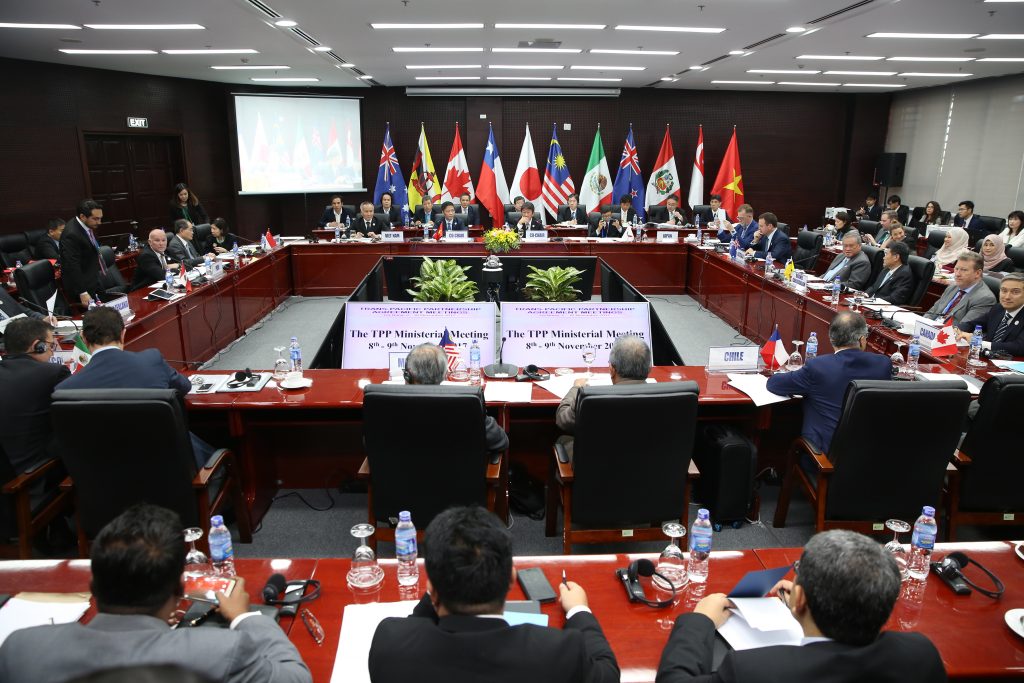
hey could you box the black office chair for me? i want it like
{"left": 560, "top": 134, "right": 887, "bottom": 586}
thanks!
{"left": 97, "top": 246, "right": 128, "bottom": 295}
{"left": 937, "top": 211, "right": 952, "bottom": 224}
{"left": 1006, "top": 247, "right": 1024, "bottom": 272}
{"left": 793, "top": 231, "right": 823, "bottom": 271}
{"left": 545, "top": 382, "right": 701, "bottom": 553}
{"left": 982, "top": 275, "right": 1001, "bottom": 300}
{"left": 777, "top": 223, "right": 790, "bottom": 236}
{"left": 192, "top": 223, "right": 212, "bottom": 253}
{"left": 977, "top": 215, "right": 1007, "bottom": 236}
{"left": 359, "top": 384, "right": 504, "bottom": 548}
{"left": 924, "top": 229, "right": 947, "bottom": 260}
{"left": 23, "top": 229, "right": 47, "bottom": 254}
{"left": 502, "top": 203, "right": 517, "bottom": 222}
{"left": 947, "top": 375, "right": 1024, "bottom": 540}
{"left": 555, "top": 203, "right": 570, "bottom": 220}
{"left": 0, "top": 234, "right": 34, "bottom": 269}
{"left": 587, "top": 212, "right": 602, "bottom": 232}
{"left": 692, "top": 204, "right": 710, "bottom": 223}
{"left": 858, "top": 219, "right": 880, "bottom": 238}
{"left": 374, "top": 212, "right": 391, "bottom": 227}
{"left": 0, "top": 450, "right": 73, "bottom": 559}
{"left": 861, "top": 244, "right": 884, "bottom": 287}
{"left": 906, "top": 255, "right": 936, "bottom": 308}
{"left": 774, "top": 380, "right": 970, "bottom": 534}
{"left": 506, "top": 211, "right": 522, "bottom": 227}
{"left": 646, "top": 205, "right": 668, "bottom": 224}
{"left": 902, "top": 226, "right": 919, "bottom": 247}
{"left": 910, "top": 206, "right": 925, "bottom": 225}
{"left": 50, "top": 388, "right": 251, "bottom": 557}
{"left": 13, "top": 259, "right": 69, "bottom": 317}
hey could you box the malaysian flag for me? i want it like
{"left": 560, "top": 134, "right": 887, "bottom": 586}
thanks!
{"left": 541, "top": 124, "right": 575, "bottom": 221}
{"left": 439, "top": 327, "right": 461, "bottom": 372}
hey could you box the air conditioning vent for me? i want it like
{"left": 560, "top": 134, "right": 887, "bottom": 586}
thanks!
{"left": 291, "top": 28, "right": 319, "bottom": 46}
{"left": 743, "top": 33, "right": 785, "bottom": 50}
{"left": 809, "top": 0, "right": 875, "bottom": 24}
{"left": 245, "top": 0, "right": 281, "bottom": 19}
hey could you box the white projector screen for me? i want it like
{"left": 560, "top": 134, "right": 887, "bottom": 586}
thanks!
{"left": 233, "top": 94, "right": 363, "bottom": 194}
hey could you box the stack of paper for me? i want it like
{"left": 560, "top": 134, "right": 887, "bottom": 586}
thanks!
{"left": 726, "top": 373, "right": 792, "bottom": 407}
{"left": 0, "top": 594, "right": 91, "bottom": 647}
{"left": 718, "top": 598, "right": 803, "bottom": 650}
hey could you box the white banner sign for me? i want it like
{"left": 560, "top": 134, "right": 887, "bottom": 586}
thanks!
{"left": 342, "top": 302, "right": 496, "bottom": 369}
{"left": 500, "top": 302, "right": 651, "bottom": 368}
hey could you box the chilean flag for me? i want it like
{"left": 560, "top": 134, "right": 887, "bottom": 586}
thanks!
{"left": 760, "top": 325, "right": 789, "bottom": 370}
{"left": 476, "top": 123, "right": 511, "bottom": 227}
{"left": 930, "top": 320, "right": 958, "bottom": 357}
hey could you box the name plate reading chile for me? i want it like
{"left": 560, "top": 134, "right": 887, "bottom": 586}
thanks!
{"left": 656, "top": 230, "right": 679, "bottom": 243}
{"left": 708, "top": 346, "right": 760, "bottom": 372}
{"left": 382, "top": 231, "right": 404, "bottom": 243}
{"left": 525, "top": 230, "right": 549, "bottom": 242}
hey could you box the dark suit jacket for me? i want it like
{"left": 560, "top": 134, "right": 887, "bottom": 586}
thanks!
{"left": 352, "top": 216, "right": 389, "bottom": 235}
{"left": 615, "top": 207, "right": 639, "bottom": 224}
{"left": 130, "top": 246, "right": 177, "bottom": 291}
{"left": 891, "top": 204, "right": 910, "bottom": 225}
{"left": 318, "top": 206, "right": 355, "bottom": 228}
{"left": 960, "top": 304, "right": 1024, "bottom": 357}
{"left": 376, "top": 205, "right": 402, "bottom": 225}
{"left": 868, "top": 264, "right": 914, "bottom": 305}
{"left": 557, "top": 206, "right": 588, "bottom": 224}
{"left": 59, "top": 217, "right": 101, "bottom": 301}
{"left": 751, "top": 229, "right": 793, "bottom": 263}
{"left": 0, "top": 355, "right": 70, "bottom": 473}
{"left": 434, "top": 217, "right": 466, "bottom": 237}
{"left": 733, "top": 222, "right": 759, "bottom": 250}
{"left": 860, "top": 204, "right": 882, "bottom": 222}
{"left": 590, "top": 218, "right": 622, "bottom": 238}
{"left": 369, "top": 595, "right": 618, "bottom": 683}
{"left": 513, "top": 216, "right": 545, "bottom": 232}
{"left": 766, "top": 348, "right": 892, "bottom": 452}
{"left": 453, "top": 204, "right": 479, "bottom": 225}
{"left": 169, "top": 202, "right": 209, "bottom": 227}
{"left": 0, "top": 287, "right": 42, "bottom": 321}
{"left": 824, "top": 250, "right": 872, "bottom": 290}
{"left": 925, "top": 282, "right": 996, "bottom": 328}
{"left": 33, "top": 237, "right": 61, "bottom": 262}
{"left": 165, "top": 235, "right": 204, "bottom": 268}
{"left": 414, "top": 206, "right": 440, "bottom": 224}
{"left": 58, "top": 347, "right": 192, "bottom": 397}
{"left": 649, "top": 205, "right": 688, "bottom": 225}
{"left": 656, "top": 612, "right": 946, "bottom": 683}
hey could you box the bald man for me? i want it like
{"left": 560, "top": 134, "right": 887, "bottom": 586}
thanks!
{"left": 130, "top": 229, "right": 179, "bottom": 291}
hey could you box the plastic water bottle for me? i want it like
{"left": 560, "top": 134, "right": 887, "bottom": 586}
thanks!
{"left": 907, "top": 335, "right": 921, "bottom": 376}
{"left": 231, "top": 243, "right": 240, "bottom": 269}
{"left": 831, "top": 276, "right": 842, "bottom": 305}
{"left": 334, "top": 225, "right": 341, "bottom": 242}
{"left": 345, "top": 214, "right": 351, "bottom": 230}
{"left": 968, "top": 325, "right": 984, "bottom": 366}
{"left": 469, "top": 339, "right": 481, "bottom": 386}
{"left": 695, "top": 215, "right": 702, "bottom": 245}
{"left": 395, "top": 510, "right": 419, "bottom": 586}
{"left": 289, "top": 336, "right": 302, "bottom": 374}
{"left": 424, "top": 222, "right": 431, "bottom": 240}
{"left": 209, "top": 515, "right": 236, "bottom": 577}
{"left": 165, "top": 269, "right": 175, "bottom": 290}
{"left": 204, "top": 254, "right": 212, "bottom": 273}
{"left": 729, "top": 240, "right": 738, "bottom": 260}
{"left": 806, "top": 332, "right": 818, "bottom": 359}
{"left": 802, "top": 224, "right": 808, "bottom": 232}
{"left": 687, "top": 509, "right": 713, "bottom": 583}
{"left": 14, "top": 260, "right": 22, "bottom": 270}
{"left": 907, "top": 506, "right": 937, "bottom": 582}
{"left": 401, "top": 205, "right": 410, "bottom": 226}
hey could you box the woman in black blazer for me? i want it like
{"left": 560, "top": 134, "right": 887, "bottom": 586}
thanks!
{"left": 208, "top": 218, "right": 239, "bottom": 254}
{"left": 169, "top": 182, "right": 210, "bottom": 226}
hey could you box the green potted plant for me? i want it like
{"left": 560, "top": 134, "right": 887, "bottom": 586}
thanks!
{"left": 522, "top": 265, "right": 585, "bottom": 302}
{"left": 407, "top": 257, "right": 479, "bottom": 302}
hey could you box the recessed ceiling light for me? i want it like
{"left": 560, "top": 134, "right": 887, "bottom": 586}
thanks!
{"left": 313, "top": 46, "right": 332, "bottom": 52}
{"left": 59, "top": 49, "right": 158, "bottom": 54}
{"left": 163, "top": 49, "right": 258, "bottom": 54}
{"left": 616, "top": 25, "right": 725, "bottom": 33}
{"left": 405, "top": 64, "right": 482, "bottom": 69}
{"left": 211, "top": 65, "right": 291, "bottom": 70}
{"left": 371, "top": 23, "right": 483, "bottom": 29}
{"left": 977, "top": 57, "right": 1024, "bottom": 61}
{"left": 570, "top": 65, "right": 645, "bottom": 70}
{"left": 824, "top": 70, "right": 897, "bottom": 76}
{"left": 867, "top": 32, "right": 977, "bottom": 39}
{"left": 494, "top": 23, "right": 605, "bottom": 29}
{"left": 688, "top": 65, "right": 706, "bottom": 70}
{"left": 274, "top": 20, "right": 298, "bottom": 28}
{"left": 591, "top": 49, "right": 679, "bottom": 55}
{"left": 898, "top": 72, "right": 973, "bottom": 77}
{"left": 84, "top": 24, "right": 205, "bottom": 30}
{"left": 886, "top": 56, "right": 974, "bottom": 62}
{"left": 728, "top": 50, "right": 745, "bottom": 55}
{"left": 798, "top": 54, "right": 884, "bottom": 61}
{"left": 978, "top": 34, "right": 1024, "bottom": 39}
{"left": 0, "top": 23, "right": 81, "bottom": 29}
{"left": 392, "top": 47, "right": 484, "bottom": 52}
{"left": 786, "top": 26, "right": 806, "bottom": 33}
{"left": 711, "top": 80, "right": 775, "bottom": 84}
{"left": 842, "top": 83, "right": 907, "bottom": 87}
{"left": 339, "top": 62, "right": 355, "bottom": 67}
{"left": 799, "top": 28, "right": 821, "bottom": 36}
{"left": 558, "top": 77, "right": 623, "bottom": 81}
{"left": 748, "top": 69, "right": 821, "bottom": 74}
{"left": 359, "top": 75, "right": 374, "bottom": 79}
{"left": 660, "top": 77, "right": 677, "bottom": 81}
{"left": 486, "top": 76, "right": 553, "bottom": 80}
{"left": 488, "top": 64, "right": 563, "bottom": 69}
{"left": 778, "top": 81, "right": 840, "bottom": 86}
{"left": 251, "top": 77, "right": 319, "bottom": 82}
{"left": 415, "top": 76, "right": 481, "bottom": 80}
{"left": 492, "top": 47, "right": 582, "bottom": 53}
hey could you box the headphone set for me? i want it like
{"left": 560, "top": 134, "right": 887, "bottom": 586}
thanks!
{"left": 262, "top": 573, "right": 321, "bottom": 617}
{"left": 32, "top": 340, "right": 48, "bottom": 355}
{"left": 614, "top": 558, "right": 678, "bottom": 608}
{"left": 516, "top": 364, "right": 551, "bottom": 382}
{"left": 931, "top": 551, "right": 1005, "bottom": 599}
{"left": 225, "top": 368, "right": 257, "bottom": 388}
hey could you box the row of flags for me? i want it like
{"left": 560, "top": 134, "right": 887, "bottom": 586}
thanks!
{"left": 372, "top": 123, "right": 746, "bottom": 223}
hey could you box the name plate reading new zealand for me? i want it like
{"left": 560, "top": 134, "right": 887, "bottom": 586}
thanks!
{"left": 525, "top": 230, "right": 549, "bottom": 242}
{"left": 382, "top": 231, "right": 404, "bottom": 243}
{"left": 913, "top": 319, "right": 942, "bottom": 349}
{"left": 443, "top": 230, "right": 470, "bottom": 242}
{"left": 657, "top": 230, "right": 679, "bottom": 243}
{"left": 708, "top": 346, "right": 761, "bottom": 372}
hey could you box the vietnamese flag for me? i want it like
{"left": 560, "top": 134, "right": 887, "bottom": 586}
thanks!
{"left": 711, "top": 127, "right": 744, "bottom": 219}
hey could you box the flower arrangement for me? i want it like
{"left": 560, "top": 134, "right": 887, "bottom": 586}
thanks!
{"left": 483, "top": 228, "right": 521, "bottom": 254}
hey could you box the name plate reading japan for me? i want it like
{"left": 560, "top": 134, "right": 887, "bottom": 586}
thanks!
{"left": 442, "top": 230, "right": 470, "bottom": 242}
{"left": 341, "top": 302, "right": 496, "bottom": 369}
{"left": 525, "top": 230, "right": 549, "bottom": 242}
{"left": 656, "top": 230, "right": 679, "bottom": 243}
{"left": 913, "top": 319, "right": 943, "bottom": 350}
{"left": 708, "top": 346, "right": 760, "bottom": 372}
{"left": 500, "top": 302, "right": 652, "bottom": 368}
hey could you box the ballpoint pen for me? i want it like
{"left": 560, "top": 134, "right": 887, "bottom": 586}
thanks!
{"left": 562, "top": 570, "right": 568, "bottom": 587}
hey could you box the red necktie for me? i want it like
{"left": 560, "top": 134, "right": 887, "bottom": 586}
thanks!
{"left": 942, "top": 289, "right": 966, "bottom": 316}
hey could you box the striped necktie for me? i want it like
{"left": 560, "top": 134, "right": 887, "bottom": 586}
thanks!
{"left": 85, "top": 226, "right": 108, "bottom": 275}
{"left": 942, "top": 289, "right": 967, "bottom": 315}
{"left": 993, "top": 312, "right": 1012, "bottom": 342}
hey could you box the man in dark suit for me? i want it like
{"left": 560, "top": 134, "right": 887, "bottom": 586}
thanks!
{"left": 33, "top": 219, "right": 64, "bottom": 261}
{"left": 767, "top": 311, "right": 892, "bottom": 452}
{"left": 887, "top": 194, "right": 910, "bottom": 225}
{"left": 165, "top": 220, "right": 209, "bottom": 269}
{"left": 616, "top": 194, "right": 638, "bottom": 226}
{"left": 723, "top": 203, "right": 758, "bottom": 248}
{"left": 60, "top": 198, "right": 105, "bottom": 308}
{"left": 924, "top": 252, "right": 996, "bottom": 328}
{"left": 956, "top": 272, "right": 1024, "bottom": 357}
{"left": 434, "top": 201, "right": 466, "bottom": 239}
{"left": 0, "top": 286, "right": 47, "bottom": 323}
{"left": 856, "top": 192, "right": 882, "bottom": 222}
{"left": 512, "top": 201, "right": 545, "bottom": 233}
{"left": 353, "top": 201, "right": 386, "bottom": 238}
{"left": 953, "top": 199, "right": 993, "bottom": 246}
{"left": 368, "top": 505, "right": 618, "bottom": 683}
{"left": 557, "top": 193, "right": 588, "bottom": 225}
{"left": 649, "top": 195, "right": 687, "bottom": 225}
{"left": 746, "top": 212, "right": 792, "bottom": 264}
{"left": 130, "top": 228, "right": 179, "bottom": 291}
{"left": 590, "top": 208, "right": 622, "bottom": 238}
{"left": 455, "top": 193, "right": 479, "bottom": 225}
{"left": 57, "top": 307, "right": 211, "bottom": 468}
{"left": 414, "top": 196, "right": 439, "bottom": 226}
{"left": 821, "top": 230, "right": 872, "bottom": 291}
{"left": 0, "top": 504, "right": 312, "bottom": 683}
{"left": 375, "top": 191, "right": 402, "bottom": 225}
{"left": 318, "top": 194, "right": 354, "bottom": 228}
{"left": 656, "top": 529, "right": 946, "bottom": 683}
{"left": 868, "top": 241, "right": 914, "bottom": 305}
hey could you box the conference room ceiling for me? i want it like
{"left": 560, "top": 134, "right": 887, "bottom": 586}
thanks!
{"left": 0, "top": 0, "right": 1021, "bottom": 92}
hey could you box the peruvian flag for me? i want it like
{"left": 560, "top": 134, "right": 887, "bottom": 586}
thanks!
{"left": 711, "top": 127, "right": 745, "bottom": 219}
{"left": 687, "top": 125, "right": 704, "bottom": 209}
{"left": 645, "top": 125, "right": 682, "bottom": 213}
{"left": 510, "top": 124, "right": 543, "bottom": 213}
{"left": 476, "top": 123, "right": 511, "bottom": 226}
{"left": 440, "top": 122, "right": 476, "bottom": 203}
{"left": 760, "top": 325, "right": 789, "bottom": 370}
{"left": 930, "top": 321, "right": 959, "bottom": 356}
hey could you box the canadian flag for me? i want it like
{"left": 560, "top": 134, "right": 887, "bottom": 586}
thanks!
{"left": 440, "top": 122, "right": 475, "bottom": 203}
{"left": 930, "top": 322, "right": 959, "bottom": 356}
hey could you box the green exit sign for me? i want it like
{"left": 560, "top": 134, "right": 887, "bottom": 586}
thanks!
{"left": 127, "top": 117, "right": 149, "bottom": 128}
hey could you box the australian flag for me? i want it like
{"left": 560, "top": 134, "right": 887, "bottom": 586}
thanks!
{"left": 612, "top": 125, "right": 646, "bottom": 221}
{"left": 374, "top": 123, "right": 409, "bottom": 211}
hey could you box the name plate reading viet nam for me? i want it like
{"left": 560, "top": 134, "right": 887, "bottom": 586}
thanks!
{"left": 341, "top": 302, "right": 497, "bottom": 369}
{"left": 382, "top": 231, "right": 404, "bottom": 243}
{"left": 656, "top": 230, "right": 679, "bottom": 243}
{"left": 443, "top": 230, "right": 470, "bottom": 242}
{"left": 913, "top": 319, "right": 942, "bottom": 350}
{"left": 525, "top": 230, "right": 549, "bottom": 242}
{"left": 708, "top": 346, "right": 761, "bottom": 372}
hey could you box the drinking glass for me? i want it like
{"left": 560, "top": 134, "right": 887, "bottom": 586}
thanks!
{"left": 891, "top": 341, "right": 906, "bottom": 378}
{"left": 884, "top": 519, "right": 911, "bottom": 580}
{"left": 347, "top": 523, "right": 385, "bottom": 590}
{"left": 582, "top": 344, "right": 596, "bottom": 377}
{"left": 787, "top": 341, "right": 804, "bottom": 371}
{"left": 183, "top": 527, "right": 210, "bottom": 579}
{"left": 272, "top": 346, "right": 289, "bottom": 381}
{"left": 652, "top": 522, "right": 689, "bottom": 592}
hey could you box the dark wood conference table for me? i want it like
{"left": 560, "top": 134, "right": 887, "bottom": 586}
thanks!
{"left": 2, "top": 541, "right": 1019, "bottom": 681}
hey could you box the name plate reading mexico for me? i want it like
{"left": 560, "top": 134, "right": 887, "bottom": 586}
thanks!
{"left": 341, "top": 302, "right": 496, "bottom": 369}
{"left": 500, "top": 302, "right": 652, "bottom": 368}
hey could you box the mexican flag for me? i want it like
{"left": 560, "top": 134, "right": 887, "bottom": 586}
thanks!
{"left": 70, "top": 334, "right": 91, "bottom": 374}
{"left": 579, "top": 127, "right": 612, "bottom": 214}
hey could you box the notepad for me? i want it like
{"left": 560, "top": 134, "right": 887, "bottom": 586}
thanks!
{"left": 726, "top": 373, "right": 792, "bottom": 407}
{"left": 0, "top": 594, "right": 91, "bottom": 647}
{"left": 718, "top": 598, "right": 803, "bottom": 651}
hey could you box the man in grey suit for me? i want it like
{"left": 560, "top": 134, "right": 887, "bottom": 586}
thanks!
{"left": 0, "top": 504, "right": 312, "bottom": 683}
{"left": 821, "top": 230, "right": 872, "bottom": 291}
{"left": 166, "top": 219, "right": 211, "bottom": 269}
{"left": 925, "top": 251, "right": 996, "bottom": 327}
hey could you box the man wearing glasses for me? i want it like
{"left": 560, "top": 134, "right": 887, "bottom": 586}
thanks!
{"left": 656, "top": 530, "right": 946, "bottom": 682}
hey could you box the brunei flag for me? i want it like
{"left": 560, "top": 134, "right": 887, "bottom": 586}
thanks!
{"left": 760, "top": 324, "right": 789, "bottom": 371}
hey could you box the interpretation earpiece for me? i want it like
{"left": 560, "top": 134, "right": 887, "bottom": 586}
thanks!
{"left": 33, "top": 340, "right": 48, "bottom": 355}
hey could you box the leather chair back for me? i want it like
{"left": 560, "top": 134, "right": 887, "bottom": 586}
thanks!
{"left": 503, "top": 203, "right": 517, "bottom": 217}
{"left": 374, "top": 212, "right": 391, "bottom": 227}
{"left": 50, "top": 389, "right": 200, "bottom": 539}
{"left": 902, "top": 226, "right": 919, "bottom": 246}
{"left": 692, "top": 205, "right": 710, "bottom": 222}
{"left": 906, "top": 255, "right": 936, "bottom": 307}
{"left": 982, "top": 275, "right": 1001, "bottom": 300}
{"left": 957, "top": 375, "right": 1024, "bottom": 510}
{"left": 556, "top": 203, "right": 570, "bottom": 218}
{"left": 858, "top": 219, "right": 880, "bottom": 238}
{"left": 910, "top": 206, "right": 924, "bottom": 225}
{"left": 977, "top": 215, "right": 1006, "bottom": 236}
{"left": 793, "top": 231, "right": 823, "bottom": 271}
{"left": 776, "top": 223, "right": 790, "bottom": 236}
{"left": 825, "top": 380, "right": 969, "bottom": 523}
{"left": 13, "top": 259, "right": 68, "bottom": 316}
{"left": 924, "top": 229, "right": 947, "bottom": 259}
{"left": 362, "top": 384, "right": 490, "bottom": 529}
{"left": 587, "top": 212, "right": 602, "bottom": 231}
{"left": 1006, "top": 247, "right": 1024, "bottom": 271}
{"left": 0, "top": 234, "right": 33, "bottom": 269}
{"left": 571, "top": 382, "right": 700, "bottom": 526}
{"left": 98, "top": 246, "right": 128, "bottom": 293}
{"left": 506, "top": 212, "right": 523, "bottom": 227}
{"left": 23, "top": 229, "right": 47, "bottom": 251}
{"left": 861, "top": 244, "right": 884, "bottom": 286}
{"left": 193, "top": 223, "right": 212, "bottom": 253}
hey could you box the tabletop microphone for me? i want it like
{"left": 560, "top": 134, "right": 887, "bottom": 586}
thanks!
{"left": 262, "top": 573, "right": 287, "bottom": 603}
{"left": 484, "top": 336, "right": 518, "bottom": 379}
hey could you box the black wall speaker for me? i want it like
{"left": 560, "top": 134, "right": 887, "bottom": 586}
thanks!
{"left": 876, "top": 153, "right": 906, "bottom": 187}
